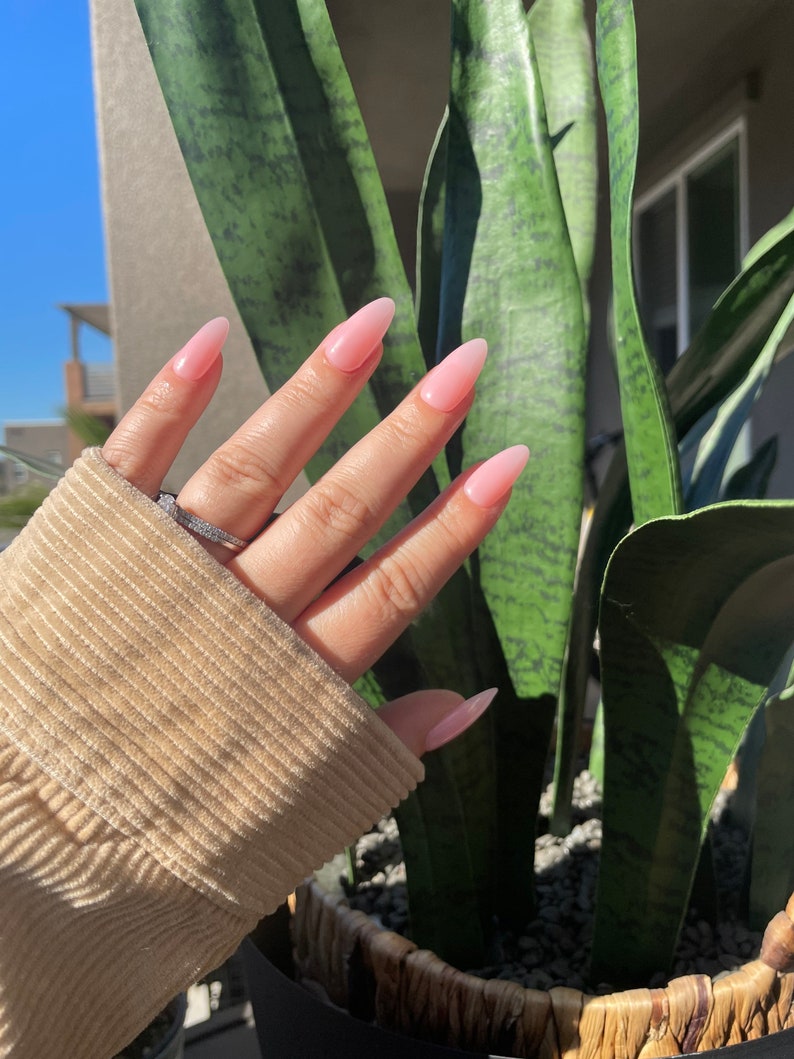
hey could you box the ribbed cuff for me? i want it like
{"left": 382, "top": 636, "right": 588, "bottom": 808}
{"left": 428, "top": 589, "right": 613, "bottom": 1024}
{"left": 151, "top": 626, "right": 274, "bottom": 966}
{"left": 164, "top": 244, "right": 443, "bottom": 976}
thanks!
{"left": 0, "top": 449, "right": 423, "bottom": 915}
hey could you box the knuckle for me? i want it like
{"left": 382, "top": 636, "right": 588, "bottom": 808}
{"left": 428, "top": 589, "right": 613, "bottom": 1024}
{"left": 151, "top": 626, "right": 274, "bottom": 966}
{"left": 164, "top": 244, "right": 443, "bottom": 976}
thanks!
{"left": 379, "top": 411, "right": 432, "bottom": 457}
{"left": 366, "top": 553, "right": 428, "bottom": 624}
{"left": 100, "top": 436, "right": 143, "bottom": 483}
{"left": 205, "top": 444, "right": 286, "bottom": 498}
{"left": 135, "top": 379, "right": 183, "bottom": 421}
{"left": 432, "top": 511, "right": 473, "bottom": 556}
{"left": 299, "top": 478, "right": 372, "bottom": 545}
{"left": 280, "top": 369, "right": 327, "bottom": 418}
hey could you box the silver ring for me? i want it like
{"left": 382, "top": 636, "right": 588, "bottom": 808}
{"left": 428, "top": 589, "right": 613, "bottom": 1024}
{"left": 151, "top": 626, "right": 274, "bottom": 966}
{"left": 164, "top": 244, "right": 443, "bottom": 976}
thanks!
{"left": 155, "top": 492, "right": 249, "bottom": 553}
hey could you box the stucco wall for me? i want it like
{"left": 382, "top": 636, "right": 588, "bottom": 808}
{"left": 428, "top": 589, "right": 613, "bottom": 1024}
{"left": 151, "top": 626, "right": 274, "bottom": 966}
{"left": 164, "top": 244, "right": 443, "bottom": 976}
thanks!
{"left": 91, "top": 0, "right": 281, "bottom": 494}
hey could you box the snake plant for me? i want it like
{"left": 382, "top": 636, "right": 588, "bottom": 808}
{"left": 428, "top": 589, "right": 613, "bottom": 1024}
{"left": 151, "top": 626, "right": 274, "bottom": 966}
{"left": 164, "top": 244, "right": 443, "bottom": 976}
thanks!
{"left": 134, "top": 0, "right": 794, "bottom": 985}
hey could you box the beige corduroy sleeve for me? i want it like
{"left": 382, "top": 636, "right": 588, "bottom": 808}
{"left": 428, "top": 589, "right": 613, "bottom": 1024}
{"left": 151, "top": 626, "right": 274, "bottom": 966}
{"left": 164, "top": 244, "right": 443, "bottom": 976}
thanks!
{"left": 0, "top": 448, "right": 424, "bottom": 1058}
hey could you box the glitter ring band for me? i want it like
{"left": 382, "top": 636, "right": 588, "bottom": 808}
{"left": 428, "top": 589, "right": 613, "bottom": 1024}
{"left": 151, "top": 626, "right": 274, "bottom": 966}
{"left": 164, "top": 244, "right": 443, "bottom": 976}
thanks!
{"left": 155, "top": 492, "right": 249, "bottom": 553}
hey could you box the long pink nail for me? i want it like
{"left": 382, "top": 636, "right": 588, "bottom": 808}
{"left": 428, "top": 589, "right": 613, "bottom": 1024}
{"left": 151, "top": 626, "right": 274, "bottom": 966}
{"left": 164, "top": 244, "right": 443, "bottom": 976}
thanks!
{"left": 424, "top": 688, "right": 498, "bottom": 752}
{"left": 420, "top": 339, "right": 488, "bottom": 412}
{"left": 325, "top": 298, "right": 395, "bottom": 372}
{"left": 171, "top": 317, "right": 229, "bottom": 381}
{"left": 464, "top": 445, "right": 530, "bottom": 508}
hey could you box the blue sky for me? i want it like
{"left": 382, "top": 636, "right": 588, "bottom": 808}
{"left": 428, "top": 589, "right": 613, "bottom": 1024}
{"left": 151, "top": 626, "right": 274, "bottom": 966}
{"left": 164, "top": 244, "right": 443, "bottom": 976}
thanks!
{"left": 0, "top": 1, "right": 110, "bottom": 428}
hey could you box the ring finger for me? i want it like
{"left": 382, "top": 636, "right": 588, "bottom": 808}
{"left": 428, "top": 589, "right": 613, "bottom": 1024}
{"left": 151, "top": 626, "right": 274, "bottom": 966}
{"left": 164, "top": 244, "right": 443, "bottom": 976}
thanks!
{"left": 294, "top": 446, "right": 530, "bottom": 682}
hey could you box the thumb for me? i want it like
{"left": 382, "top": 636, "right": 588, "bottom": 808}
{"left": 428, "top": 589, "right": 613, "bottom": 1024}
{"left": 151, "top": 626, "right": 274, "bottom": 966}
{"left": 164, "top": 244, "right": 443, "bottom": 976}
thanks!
{"left": 376, "top": 688, "right": 498, "bottom": 758}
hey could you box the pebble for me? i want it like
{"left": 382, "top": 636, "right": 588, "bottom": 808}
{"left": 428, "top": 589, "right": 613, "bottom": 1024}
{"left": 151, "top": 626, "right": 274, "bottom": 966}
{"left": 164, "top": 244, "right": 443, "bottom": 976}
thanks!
{"left": 344, "top": 772, "right": 762, "bottom": 993}
{"left": 538, "top": 905, "right": 561, "bottom": 924}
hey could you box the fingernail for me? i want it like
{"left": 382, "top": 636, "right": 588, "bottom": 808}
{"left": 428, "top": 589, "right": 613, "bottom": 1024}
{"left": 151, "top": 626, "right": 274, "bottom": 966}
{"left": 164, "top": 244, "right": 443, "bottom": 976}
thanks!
{"left": 171, "top": 317, "right": 230, "bottom": 381}
{"left": 325, "top": 298, "right": 395, "bottom": 372}
{"left": 420, "top": 339, "right": 488, "bottom": 412}
{"left": 424, "top": 688, "right": 498, "bottom": 752}
{"left": 464, "top": 445, "right": 530, "bottom": 508}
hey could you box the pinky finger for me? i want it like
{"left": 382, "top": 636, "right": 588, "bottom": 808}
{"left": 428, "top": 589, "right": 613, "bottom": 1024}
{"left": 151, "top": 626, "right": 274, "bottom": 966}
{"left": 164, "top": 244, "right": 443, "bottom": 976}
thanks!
{"left": 377, "top": 688, "right": 498, "bottom": 758}
{"left": 101, "top": 318, "right": 228, "bottom": 496}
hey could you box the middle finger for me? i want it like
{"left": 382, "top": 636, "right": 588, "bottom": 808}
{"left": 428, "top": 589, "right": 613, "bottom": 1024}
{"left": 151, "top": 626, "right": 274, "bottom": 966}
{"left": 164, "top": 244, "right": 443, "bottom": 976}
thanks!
{"left": 230, "top": 336, "right": 488, "bottom": 619}
{"left": 175, "top": 298, "right": 396, "bottom": 548}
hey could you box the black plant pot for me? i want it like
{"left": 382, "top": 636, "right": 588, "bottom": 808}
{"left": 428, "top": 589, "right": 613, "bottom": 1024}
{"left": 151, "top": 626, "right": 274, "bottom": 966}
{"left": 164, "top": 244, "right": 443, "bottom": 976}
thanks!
{"left": 242, "top": 937, "right": 794, "bottom": 1059}
{"left": 242, "top": 937, "right": 488, "bottom": 1059}
{"left": 117, "top": 993, "right": 187, "bottom": 1059}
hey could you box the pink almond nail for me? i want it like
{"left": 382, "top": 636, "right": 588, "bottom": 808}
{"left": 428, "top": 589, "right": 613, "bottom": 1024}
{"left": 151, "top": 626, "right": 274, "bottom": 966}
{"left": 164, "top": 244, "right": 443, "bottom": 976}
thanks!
{"left": 420, "top": 339, "right": 488, "bottom": 412}
{"left": 325, "top": 298, "right": 395, "bottom": 373}
{"left": 424, "top": 688, "right": 498, "bottom": 752}
{"left": 171, "top": 317, "right": 229, "bottom": 381}
{"left": 463, "top": 445, "right": 530, "bottom": 508}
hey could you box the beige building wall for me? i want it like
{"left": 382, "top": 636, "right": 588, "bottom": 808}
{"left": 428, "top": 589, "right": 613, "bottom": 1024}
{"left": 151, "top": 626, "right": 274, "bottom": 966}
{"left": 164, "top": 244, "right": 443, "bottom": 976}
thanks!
{"left": 90, "top": 0, "right": 278, "bottom": 494}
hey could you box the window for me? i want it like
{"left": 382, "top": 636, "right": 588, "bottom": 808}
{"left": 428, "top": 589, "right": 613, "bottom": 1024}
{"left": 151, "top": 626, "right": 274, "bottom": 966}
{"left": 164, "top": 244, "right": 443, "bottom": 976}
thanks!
{"left": 13, "top": 462, "right": 28, "bottom": 485}
{"left": 635, "top": 120, "right": 748, "bottom": 374}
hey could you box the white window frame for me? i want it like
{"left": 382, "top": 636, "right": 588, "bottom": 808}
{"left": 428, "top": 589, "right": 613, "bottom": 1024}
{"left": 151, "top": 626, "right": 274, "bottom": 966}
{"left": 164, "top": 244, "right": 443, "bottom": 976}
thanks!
{"left": 634, "top": 116, "right": 749, "bottom": 355}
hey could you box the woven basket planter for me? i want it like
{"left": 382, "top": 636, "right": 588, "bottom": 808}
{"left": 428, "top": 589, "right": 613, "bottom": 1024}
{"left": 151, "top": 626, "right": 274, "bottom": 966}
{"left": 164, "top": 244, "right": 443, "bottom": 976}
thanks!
{"left": 289, "top": 877, "right": 794, "bottom": 1058}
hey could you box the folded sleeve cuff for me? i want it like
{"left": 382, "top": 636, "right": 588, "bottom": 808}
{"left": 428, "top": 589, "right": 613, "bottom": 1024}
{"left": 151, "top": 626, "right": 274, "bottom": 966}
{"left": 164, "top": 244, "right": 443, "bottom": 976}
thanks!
{"left": 0, "top": 449, "right": 424, "bottom": 915}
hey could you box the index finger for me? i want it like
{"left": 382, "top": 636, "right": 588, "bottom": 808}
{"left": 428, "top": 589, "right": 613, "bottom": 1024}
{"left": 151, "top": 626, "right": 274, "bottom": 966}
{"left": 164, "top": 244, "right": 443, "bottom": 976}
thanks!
{"left": 101, "top": 317, "right": 228, "bottom": 495}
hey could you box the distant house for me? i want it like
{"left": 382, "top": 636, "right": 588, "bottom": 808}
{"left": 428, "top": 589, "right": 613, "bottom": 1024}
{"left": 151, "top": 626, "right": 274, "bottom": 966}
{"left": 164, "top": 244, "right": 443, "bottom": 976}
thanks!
{"left": 0, "top": 303, "right": 118, "bottom": 501}
{"left": 91, "top": 0, "right": 794, "bottom": 496}
{"left": 0, "top": 421, "right": 68, "bottom": 497}
{"left": 60, "top": 302, "right": 118, "bottom": 463}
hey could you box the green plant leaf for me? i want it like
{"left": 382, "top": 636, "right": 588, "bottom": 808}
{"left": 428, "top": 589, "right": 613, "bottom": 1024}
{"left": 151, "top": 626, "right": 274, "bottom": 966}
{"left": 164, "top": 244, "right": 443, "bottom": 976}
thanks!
{"left": 394, "top": 754, "right": 487, "bottom": 966}
{"left": 743, "top": 205, "right": 794, "bottom": 271}
{"left": 686, "top": 291, "right": 794, "bottom": 507}
{"left": 415, "top": 110, "right": 449, "bottom": 375}
{"left": 722, "top": 436, "right": 778, "bottom": 502}
{"left": 529, "top": 0, "right": 597, "bottom": 315}
{"left": 551, "top": 486, "right": 631, "bottom": 835}
{"left": 134, "top": 0, "right": 435, "bottom": 540}
{"left": 431, "top": 0, "right": 590, "bottom": 934}
{"left": 353, "top": 569, "right": 499, "bottom": 965}
{"left": 667, "top": 227, "right": 794, "bottom": 439}
{"left": 442, "top": 0, "right": 587, "bottom": 698}
{"left": 591, "top": 503, "right": 794, "bottom": 985}
{"left": 595, "top": 0, "right": 682, "bottom": 524}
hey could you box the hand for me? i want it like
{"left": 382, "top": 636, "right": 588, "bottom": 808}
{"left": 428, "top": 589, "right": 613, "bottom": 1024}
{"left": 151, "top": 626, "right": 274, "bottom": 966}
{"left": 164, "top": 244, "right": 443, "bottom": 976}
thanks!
{"left": 102, "top": 299, "right": 528, "bottom": 757}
